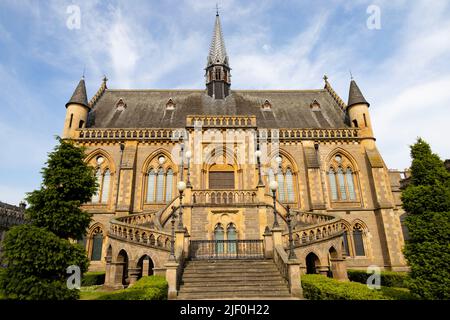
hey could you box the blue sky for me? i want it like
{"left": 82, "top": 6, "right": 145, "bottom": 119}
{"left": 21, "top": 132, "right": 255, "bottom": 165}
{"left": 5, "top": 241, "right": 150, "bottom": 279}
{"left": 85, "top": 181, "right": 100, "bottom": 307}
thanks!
{"left": 1, "top": 0, "right": 449, "bottom": 205}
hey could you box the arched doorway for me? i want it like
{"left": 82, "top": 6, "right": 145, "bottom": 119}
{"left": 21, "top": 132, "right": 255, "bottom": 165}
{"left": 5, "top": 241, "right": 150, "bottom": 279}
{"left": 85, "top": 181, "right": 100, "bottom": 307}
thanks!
{"left": 137, "top": 255, "right": 154, "bottom": 279}
{"left": 116, "top": 249, "right": 129, "bottom": 286}
{"left": 305, "top": 252, "right": 320, "bottom": 274}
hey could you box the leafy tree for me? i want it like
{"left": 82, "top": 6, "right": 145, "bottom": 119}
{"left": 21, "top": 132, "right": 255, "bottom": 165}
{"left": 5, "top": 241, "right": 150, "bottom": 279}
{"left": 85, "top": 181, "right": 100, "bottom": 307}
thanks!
{"left": 401, "top": 138, "right": 450, "bottom": 299}
{"left": 26, "top": 137, "right": 97, "bottom": 240}
{"left": 0, "top": 138, "right": 97, "bottom": 300}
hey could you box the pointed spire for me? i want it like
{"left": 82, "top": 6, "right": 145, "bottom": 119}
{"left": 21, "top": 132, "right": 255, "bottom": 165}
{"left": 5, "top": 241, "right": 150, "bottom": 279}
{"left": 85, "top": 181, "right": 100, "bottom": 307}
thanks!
{"left": 207, "top": 13, "right": 229, "bottom": 67}
{"left": 347, "top": 79, "right": 369, "bottom": 108}
{"left": 66, "top": 77, "right": 89, "bottom": 108}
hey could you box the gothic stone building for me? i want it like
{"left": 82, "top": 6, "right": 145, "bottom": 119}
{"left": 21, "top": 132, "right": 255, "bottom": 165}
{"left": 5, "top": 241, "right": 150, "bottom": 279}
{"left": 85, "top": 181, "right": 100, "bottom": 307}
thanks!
{"left": 63, "top": 14, "right": 408, "bottom": 299}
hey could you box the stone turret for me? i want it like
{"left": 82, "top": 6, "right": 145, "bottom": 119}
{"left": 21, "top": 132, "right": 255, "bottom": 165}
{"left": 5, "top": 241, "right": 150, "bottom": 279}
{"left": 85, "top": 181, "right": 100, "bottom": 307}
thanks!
{"left": 346, "top": 79, "right": 374, "bottom": 147}
{"left": 62, "top": 77, "right": 90, "bottom": 139}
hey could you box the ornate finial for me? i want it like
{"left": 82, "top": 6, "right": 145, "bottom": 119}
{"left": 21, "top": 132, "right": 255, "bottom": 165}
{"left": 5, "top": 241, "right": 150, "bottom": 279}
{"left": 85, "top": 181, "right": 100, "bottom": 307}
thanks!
{"left": 216, "top": 3, "right": 220, "bottom": 16}
{"left": 102, "top": 74, "right": 108, "bottom": 83}
{"left": 323, "top": 74, "right": 328, "bottom": 83}
{"left": 82, "top": 65, "right": 85, "bottom": 79}
{"left": 350, "top": 70, "right": 354, "bottom": 80}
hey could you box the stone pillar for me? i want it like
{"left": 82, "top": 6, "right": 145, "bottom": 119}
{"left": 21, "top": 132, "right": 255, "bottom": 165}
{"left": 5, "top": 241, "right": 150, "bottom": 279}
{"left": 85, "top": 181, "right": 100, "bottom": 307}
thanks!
{"left": 128, "top": 267, "right": 140, "bottom": 286}
{"left": 330, "top": 258, "right": 348, "bottom": 281}
{"left": 287, "top": 260, "right": 303, "bottom": 298}
{"left": 317, "top": 266, "right": 329, "bottom": 276}
{"left": 183, "top": 187, "right": 192, "bottom": 232}
{"left": 165, "top": 261, "right": 179, "bottom": 300}
{"left": 104, "top": 256, "right": 112, "bottom": 286}
{"left": 175, "top": 229, "right": 185, "bottom": 257}
{"left": 184, "top": 232, "right": 191, "bottom": 259}
{"left": 263, "top": 227, "right": 273, "bottom": 258}
{"left": 272, "top": 227, "right": 283, "bottom": 247}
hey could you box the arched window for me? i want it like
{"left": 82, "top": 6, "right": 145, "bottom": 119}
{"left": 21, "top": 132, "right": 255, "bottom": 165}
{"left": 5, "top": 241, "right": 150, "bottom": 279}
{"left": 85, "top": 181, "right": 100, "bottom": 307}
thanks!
{"left": 156, "top": 168, "right": 165, "bottom": 202}
{"left": 147, "top": 169, "right": 156, "bottom": 203}
{"left": 227, "top": 224, "right": 237, "bottom": 254}
{"left": 353, "top": 224, "right": 366, "bottom": 256}
{"left": 90, "top": 228, "right": 103, "bottom": 261}
{"left": 286, "top": 169, "right": 295, "bottom": 202}
{"left": 165, "top": 169, "right": 173, "bottom": 201}
{"left": 346, "top": 168, "right": 356, "bottom": 200}
{"left": 328, "top": 154, "right": 359, "bottom": 202}
{"left": 101, "top": 169, "right": 110, "bottom": 204}
{"left": 214, "top": 224, "right": 224, "bottom": 254}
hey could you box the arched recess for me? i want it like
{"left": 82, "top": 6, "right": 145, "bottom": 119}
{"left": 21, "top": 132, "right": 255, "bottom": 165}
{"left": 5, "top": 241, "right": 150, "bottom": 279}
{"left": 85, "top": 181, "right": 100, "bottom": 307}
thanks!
{"left": 141, "top": 149, "right": 178, "bottom": 207}
{"left": 85, "top": 223, "right": 105, "bottom": 261}
{"left": 325, "top": 148, "right": 361, "bottom": 204}
{"left": 305, "top": 252, "right": 321, "bottom": 274}
{"left": 202, "top": 146, "right": 242, "bottom": 189}
{"left": 352, "top": 220, "right": 368, "bottom": 257}
{"left": 116, "top": 249, "right": 129, "bottom": 286}
{"left": 85, "top": 149, "right": 116, "bottom": 205}
{"left": 340, "top": 221, "right": 351, "bottom": 257}
{"left": 137, "top": 255, "right": 154, "bottom": 279}
{"left": 262, "top": 149, "right": 300, "bottom": 204}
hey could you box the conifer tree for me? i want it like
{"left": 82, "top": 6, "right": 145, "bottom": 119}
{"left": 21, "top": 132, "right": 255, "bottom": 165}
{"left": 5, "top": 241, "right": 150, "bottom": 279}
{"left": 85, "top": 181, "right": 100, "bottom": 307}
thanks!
{"left": 0, "top": 138, "right": 97, "bottom": 300}
{"left": 401, "top": 138, "right": 450, "bottom": 299}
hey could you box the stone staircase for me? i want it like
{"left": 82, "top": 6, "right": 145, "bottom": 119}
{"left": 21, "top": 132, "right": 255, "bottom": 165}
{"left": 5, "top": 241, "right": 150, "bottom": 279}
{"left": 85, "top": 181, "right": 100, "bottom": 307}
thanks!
{"left": 177, "top": 259, "right": 293, "bottom": 299}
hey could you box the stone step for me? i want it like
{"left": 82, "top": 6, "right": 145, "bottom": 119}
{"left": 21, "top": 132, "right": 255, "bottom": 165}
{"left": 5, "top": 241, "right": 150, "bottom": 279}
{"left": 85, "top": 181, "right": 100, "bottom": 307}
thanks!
{"left": 183, "top": 267, "right": 279, "bottom": 273}
{"left": 180, "top": 280, "right": 287, "bottom": 288}
{"left": 180, "top": 275, "right": 285, "bottom": 282}
{"left": 178, "top": 286, "right": 290, "bottom": 294}
{"left": 177, "top": 291, "right": 292, "bottom": 299}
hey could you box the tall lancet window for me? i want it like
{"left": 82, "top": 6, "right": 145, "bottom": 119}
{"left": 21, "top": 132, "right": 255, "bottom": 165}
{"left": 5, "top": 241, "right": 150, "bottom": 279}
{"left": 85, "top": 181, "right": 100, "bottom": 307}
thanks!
{"left": 147, "top": 169, "right": 156, "bottom": 203}
{"left": 92, "top": 170, "right": 101, "bottom": 203}
{"left": 165, "top": 169, "right": 173, "bottom": 202}
{"left": 156, "top": 168, "right": 165, "bottom": 202}
{"left": 328, "top": 169, "right": 338, "bottom": 201}
{"left": 286, "top": 169, "right": 295, "bottom": 202}
{"left": 346, "top": 168, "right": 356, "bottom": 200}
{"left": 101, "top": 170, "right": 110, "bottom": 204}
{"left": 337, "top": 168, "right": 347, "bottom": 200}
{"left": 277, "top": 171, "right": 286, "bottom": 202}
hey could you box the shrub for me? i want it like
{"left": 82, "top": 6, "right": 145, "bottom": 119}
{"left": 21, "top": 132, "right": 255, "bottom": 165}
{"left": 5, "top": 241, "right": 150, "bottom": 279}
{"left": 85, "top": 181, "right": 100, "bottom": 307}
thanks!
{"left": 81, "top": 272, "right": 106, "bottom": 287}
{"left": 347, "top": 269, "right": 408, "bottom": 288}
{"left": 0, "top": 225, "right": 89, "bottom": 300}
{"left": 301, "top": 274, "right": 415, "bottom": 300}
{"left": 98, "top": 276, "right": 168, "bottom": 300}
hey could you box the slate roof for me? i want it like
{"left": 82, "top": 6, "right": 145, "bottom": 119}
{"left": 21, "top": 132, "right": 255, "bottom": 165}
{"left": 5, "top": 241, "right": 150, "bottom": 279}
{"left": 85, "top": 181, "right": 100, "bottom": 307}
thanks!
{"left": 347, "top": 80, "right": 369, "bottom": 108}
{"left": 66, "top": 78, "right": 89, "bottom": 108}
{"left": 87, "top": 89, "right": 349, "bottom": 129}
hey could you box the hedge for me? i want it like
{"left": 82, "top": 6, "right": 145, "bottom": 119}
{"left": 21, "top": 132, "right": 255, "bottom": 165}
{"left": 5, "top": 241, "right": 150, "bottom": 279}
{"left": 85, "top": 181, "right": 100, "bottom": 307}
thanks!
{"left": 301, "top": 274, "right": 416, "bottom": 300}
{"left": 81, "top": 272, "right": 105, "bottom": 287}
{"left": 347, "top": 269, "right": 408, "bottom": 288}
{"left": 98, "top": 276, "right": 168, "bottom": 300}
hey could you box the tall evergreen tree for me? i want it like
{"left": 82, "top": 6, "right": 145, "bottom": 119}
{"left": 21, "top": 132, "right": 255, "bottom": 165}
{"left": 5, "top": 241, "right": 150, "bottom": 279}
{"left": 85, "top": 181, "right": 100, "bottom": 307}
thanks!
{"left": 401, "top": 138, "right": 450, "bottom": 299}
{"left": 0, "top": 138, "right": 97, "bottom": 300}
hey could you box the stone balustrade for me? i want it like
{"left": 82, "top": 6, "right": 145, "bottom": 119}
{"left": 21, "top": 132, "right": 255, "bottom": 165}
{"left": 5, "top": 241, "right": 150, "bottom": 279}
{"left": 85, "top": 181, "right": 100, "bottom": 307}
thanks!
{"left": 186, "top": 115, "right": 256, "bottom": 127}
{"left": 75, "top": 127, "right": 359, "bottom": 141}
{"left": 191, "top": 189, "right": 257, "bottom": 205}
{"left": 109, "top": 217, "right": 172, "bottom": 252}
{"left": 286, "top": 212, "right": 344, "bottom": 247}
